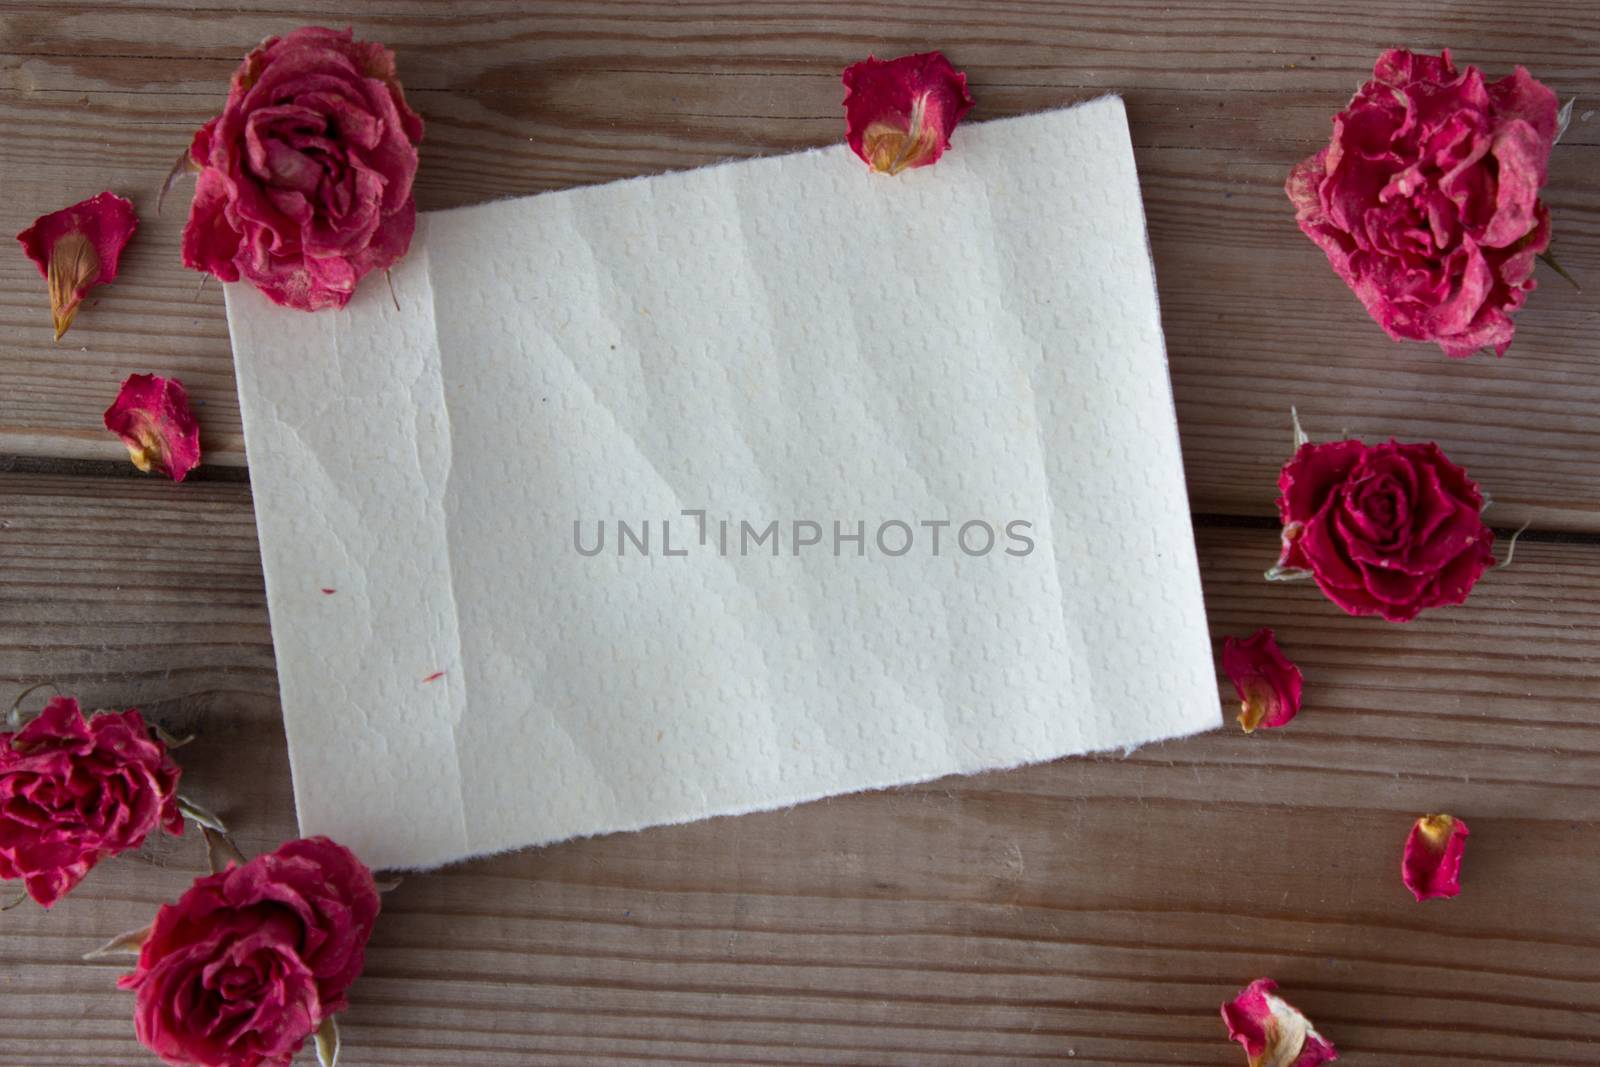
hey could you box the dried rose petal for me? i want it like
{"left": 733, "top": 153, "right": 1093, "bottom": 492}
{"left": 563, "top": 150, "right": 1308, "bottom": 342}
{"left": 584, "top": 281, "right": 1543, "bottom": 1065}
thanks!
{"left": 1402, "top": 813, "right": 1470, "bottom": 901}
{"left": 1222, "top": 978, "right": 1338, "bottom": 1067}
{"left": 842, "top": 51, "right": 973, "bottom": 175}
{"left": 1222, "top": 628, "right": 1304, "bottom": 733}
{"left": 16, "top": 192, "right": 138, "bottom": 340}
{"left": 103, "top": 374, "right": 202, "bottom": 482}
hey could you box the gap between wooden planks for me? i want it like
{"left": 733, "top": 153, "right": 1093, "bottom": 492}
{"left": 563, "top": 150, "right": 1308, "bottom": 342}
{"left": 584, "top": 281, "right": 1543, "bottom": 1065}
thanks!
{"left": 0, "top": 471, "right": 1596, "bottom": 1066}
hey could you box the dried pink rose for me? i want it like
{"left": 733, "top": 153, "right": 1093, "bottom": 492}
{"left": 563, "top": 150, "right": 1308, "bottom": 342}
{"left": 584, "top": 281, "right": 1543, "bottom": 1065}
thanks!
{"left": 0, "top": 696, "right": 183, "bottom": 908}
{"left": 842, "top": 51, "right": 973, "bottom": 175}
{"left": 1402, "top": 813, "right": 1469, "bottom": 901}
{"left": 16, "top": 191, "right": 138, "bottom": 340}
{"left": 1222, "top": 628, "right": 1304, "bottom": 733}
{"left": 182, "top": 26, "right": 424, "bottom": 311}
{"left": 1277, "top": 437, "right": 1495, "bottom": 622}
{"left": 1287, "top": 49, "right": 1560, "bottom": 357}
{"left": 120, "top": 837, "right": 379, "bottom": 1067}
{"left": 1222, "top": 978, "right": 1338, "bottom": 1067}
{"left": 103, "top": 373, "right": 202, "bottom": 482}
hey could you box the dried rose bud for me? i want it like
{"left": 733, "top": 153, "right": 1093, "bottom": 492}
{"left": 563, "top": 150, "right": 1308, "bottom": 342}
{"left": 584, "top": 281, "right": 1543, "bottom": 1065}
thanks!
{"left": 1402, "top": 813, "right": 1469, "bottom": 901}
{"left": 16, "top": 192, "right": 138, "bottom": 340}
{"left": 842, "top": 51, "right": 973, "bottom": 175}
{"left": 1222, "top": 628, "right": 1304, "bottom": 733}
{"left": 1222, "top": 978, "right": 1338, "bottom": 1067}
{"left": 103, "top": 374, "right": 202, "bottom": 482}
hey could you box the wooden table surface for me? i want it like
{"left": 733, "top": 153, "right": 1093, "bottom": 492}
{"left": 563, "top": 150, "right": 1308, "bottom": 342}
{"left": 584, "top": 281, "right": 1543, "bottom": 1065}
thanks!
{"left": 2, "top": 3, "right": 1597, "bottom": 1065}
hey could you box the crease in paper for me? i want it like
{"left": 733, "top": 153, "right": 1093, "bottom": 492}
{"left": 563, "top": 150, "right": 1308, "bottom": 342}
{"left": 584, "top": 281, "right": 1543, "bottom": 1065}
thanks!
{"left": 226, "top": 96, "right": 1218, "bottom": 871}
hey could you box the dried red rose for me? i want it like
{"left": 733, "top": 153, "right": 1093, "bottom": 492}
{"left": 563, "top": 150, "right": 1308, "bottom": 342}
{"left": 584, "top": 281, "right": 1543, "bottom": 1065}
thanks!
{"left": 183, "top": 27, "right": 424, "bottom": 311}
{"left": 1287, "top": 49, "right": 1560, "bottom": 357}
{"left": 1276, "top": 437, "right": 1494, "bottom": 622}
{"left": 1222, "top": 628, "right": 1304, "bottom": 733}
{"left": 1402, "top": 813, "right": 1469, "bottom": 901}
{"left": 16, "top": 191, "right": 138, "bottom": 340}
{"left": 103, "top": 373, "right": 202, "bottom": 482}
{"left": 0, "top": 696, "right": 182, "bottom": 908}
{"left": 120, "top": 836, "right": 379, "bottom": 1067}
{"left": 842, "top": 51, "right": 973, "bottom": 175}
{"left": 1222, "top": 978, "right": 1338, "bottom": 1067}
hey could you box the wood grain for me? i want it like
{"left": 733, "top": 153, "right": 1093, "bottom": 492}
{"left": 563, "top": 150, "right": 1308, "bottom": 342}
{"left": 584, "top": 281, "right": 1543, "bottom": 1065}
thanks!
{"left": 2, "top": 472, "right": 1597, "bottom": 1066}
{"left": 3, "top": 5, "right": 1598, "bottom": 1065}
{"left": 1, "top": 2, "right": 1598, "bottom": 525}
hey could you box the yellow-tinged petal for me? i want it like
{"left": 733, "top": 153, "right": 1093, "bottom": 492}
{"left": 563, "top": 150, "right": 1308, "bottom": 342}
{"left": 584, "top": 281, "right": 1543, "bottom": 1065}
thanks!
{"left": 1221, "top": 629, "right": 1305, "bottom": 733}
{"left": 47, "top": 232, "right": 99, "bottom": 341}
{"left": 1236, "top": 682, "right": 1274, "bottom": 733}
{"left": 102, "top": 374, "right": 203, "bottom": 482}
{"left": 842, "top": 52, "right": 973, "bottom": 175}
{"left": 1402, "top": 813, "right": 1469, "bottom": 900}
{"left": 16, "top": 192, "right": 137, "bottom": 340}
{"left": 1416, "top": 813, "right": 1455, "bottom": 847}
{"left": 1222, "top": 978, "right": 1338, "bottom": 1066}
{"left": 861, "top": 96, "right": 943, "bottom": 175}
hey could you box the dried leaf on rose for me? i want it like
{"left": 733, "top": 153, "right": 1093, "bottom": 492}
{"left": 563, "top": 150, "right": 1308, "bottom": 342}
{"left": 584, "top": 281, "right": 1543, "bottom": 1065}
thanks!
{"left": 1222, "top": 978, "right": 1338, "bottom": 1066}
{"left": 16, "top": 192, "right": 138, "bottom": 341}
{"left": 103, "top": 373, "right": 203, "bottom": 482}
{"left": 1222, "top": 628, "right": 1304, "bottom": 733}
{"left": 1402, "top": 813, "right": 1470, "bottom": 901}
{"left": 842, "top": 51, "right": 974, "bottom": 175}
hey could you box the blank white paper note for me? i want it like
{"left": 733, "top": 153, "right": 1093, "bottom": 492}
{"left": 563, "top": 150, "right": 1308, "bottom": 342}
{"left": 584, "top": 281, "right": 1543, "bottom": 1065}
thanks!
{"left": 226, "top": 96, "right": 1218, "bottom": 870}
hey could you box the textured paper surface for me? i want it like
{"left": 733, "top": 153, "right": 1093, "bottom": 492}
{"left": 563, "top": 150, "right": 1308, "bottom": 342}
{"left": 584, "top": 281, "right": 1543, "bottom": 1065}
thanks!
{"left": 227, "top": 97, "right": 1218, "bottom": 870}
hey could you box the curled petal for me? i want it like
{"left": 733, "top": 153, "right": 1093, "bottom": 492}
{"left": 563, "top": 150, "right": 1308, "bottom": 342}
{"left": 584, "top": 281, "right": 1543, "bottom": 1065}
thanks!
{"left": 1222, "top": 978, "right": 1339, "bottom": 1067}
{"left": 103, "top": 374, "right": 202, "bottom": 482}
{"left": 1221, "top": 628, "right": 1304, "bottom": 733}
{"left": 157, "top": 141, "right": 205, "bottom": 215}
{"left": 842, "top": 51, "right": 973, "bottom": 175}
{"left": 1402, "top": 813, "right": 1470, "bottom": 901}
{"left": 16, "top": 192, "right": 138, "bottom": 340}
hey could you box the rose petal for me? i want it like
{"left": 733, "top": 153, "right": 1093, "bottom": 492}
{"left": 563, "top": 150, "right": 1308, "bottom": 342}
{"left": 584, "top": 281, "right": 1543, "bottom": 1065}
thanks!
{"left": 1221, "top": 629, "right": 1304, "bottom": 733}
{"left": 1222, "top": 978, "right": 1339, "bottom": 1067}
{"left": 1402, "top": 813, "right": 1470, "bottom": 901}
{"left": 842, "top": 51, "right": 973, "bottom": 175}
{"left": 16, "top": 192, "right": 138, "bottom": 340}
{"left": 103, "top": 373, "right": 203, "bottom": 482}
{"left": 1276, "top": 440, "right": 1366, "bottom": 531}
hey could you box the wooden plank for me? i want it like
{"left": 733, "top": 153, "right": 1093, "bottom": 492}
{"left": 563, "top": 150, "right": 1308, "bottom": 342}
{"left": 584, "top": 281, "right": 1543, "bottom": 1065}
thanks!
{"left": 2, "top": 471, "right": 1596, "bottom": 1065}
{"left": 1, "top": 3, "right": 1598, "bottom": 525}
{"left": 3, "top": 1, "right": 1599, "bottom": 100}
